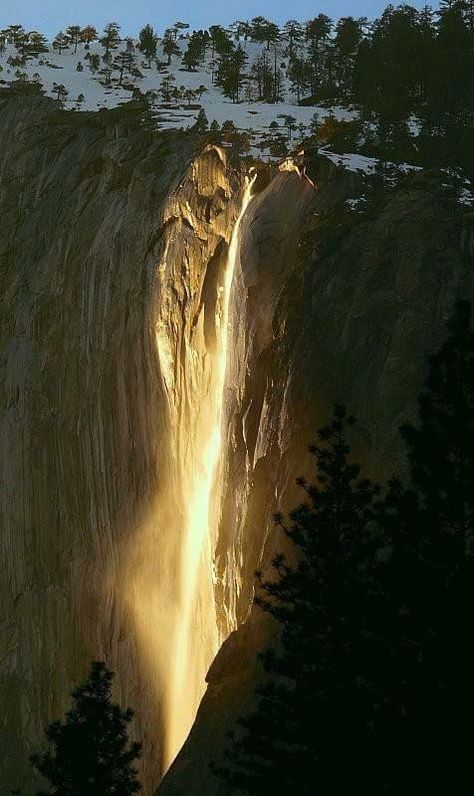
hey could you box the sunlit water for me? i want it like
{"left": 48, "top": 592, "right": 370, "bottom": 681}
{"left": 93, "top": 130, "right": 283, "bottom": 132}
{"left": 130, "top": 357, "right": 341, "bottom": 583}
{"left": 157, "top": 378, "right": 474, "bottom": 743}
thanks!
{"left": 118, "top": 169, "right": 255, "bottom": 771}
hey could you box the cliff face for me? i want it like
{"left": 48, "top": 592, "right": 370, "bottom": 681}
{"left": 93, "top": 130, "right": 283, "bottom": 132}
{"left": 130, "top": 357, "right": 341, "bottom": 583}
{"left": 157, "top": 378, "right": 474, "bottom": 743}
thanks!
{"left": 0, "top": 91, "right": 244, "bottom": 792}
{"left": 159, "top": 161, "right": 474, "bottom": 794}
{"left": 1, "top": 89, "right": 473, "bottom": 796}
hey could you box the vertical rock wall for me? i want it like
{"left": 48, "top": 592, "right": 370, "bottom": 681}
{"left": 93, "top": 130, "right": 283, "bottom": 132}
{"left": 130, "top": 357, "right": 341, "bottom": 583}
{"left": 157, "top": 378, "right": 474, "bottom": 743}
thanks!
{"left": 0, "top": 92, "right": 244, "bottom": 793}
{"left": 159, "top": 160, "right": 474, "bottom": 796}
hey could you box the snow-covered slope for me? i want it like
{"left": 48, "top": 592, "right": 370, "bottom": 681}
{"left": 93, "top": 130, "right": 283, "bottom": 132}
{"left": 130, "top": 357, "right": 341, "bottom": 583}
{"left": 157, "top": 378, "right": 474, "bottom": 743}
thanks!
{"left": 2, "top": 34, "right": 471, "bottom": 196}
{"left": 0, "top": 37, "right": 356, "bottom": 156}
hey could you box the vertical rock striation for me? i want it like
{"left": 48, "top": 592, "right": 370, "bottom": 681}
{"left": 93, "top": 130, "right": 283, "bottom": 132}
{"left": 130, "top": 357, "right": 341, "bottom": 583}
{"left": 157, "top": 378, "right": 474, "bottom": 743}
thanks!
{"left": 0, "top": 91, "right": 244, "bottom": 792}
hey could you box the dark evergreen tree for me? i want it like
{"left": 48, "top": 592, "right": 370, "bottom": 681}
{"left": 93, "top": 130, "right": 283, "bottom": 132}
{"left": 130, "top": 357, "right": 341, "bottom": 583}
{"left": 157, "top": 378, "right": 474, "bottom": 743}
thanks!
{"left": 138, "top": 24, "right": 157, "bottom": 67}
{"left": 65, "top": 26, "right": 82, "bottom": 54}
{"left": 113, "top": 39, "right": 138, "bottom": 85}
{"left": 30, "top": 661, "right": 142, "bottom": 795}
{"left": 88, "top": 53, "right": 100, "bottom": 72}
{"left": 216, "top": 304, "right": 474, "bottom": 794}
{"left": 277, "top": 113, "right": 297, "bottom": 140}
{"left": 288, "top": 55, "right": 308, "bottom": 103}
{"left": 376, "top": 300, "right": 474, "bottom": 792}
{"left": 193, "top": 108, "right": 209, "bottom": 132}
{"left": 333, "top": 16, "right": 364, "bottom": 98}
{"left": 282, "top": 20, "right": 304, "bottom": 59}
{"left": 422, "top": 1, "right": 474, "bottom": 171}
{"left": 401, "top": 300, "right": 474, "bottom": 530}
{"left": 52, "top": 82, "right": 68, "bottom": 101}
{"left": 209, "top": 25, "right": 233, "bottom": 58}
{"left": 4, "top": 24, "right": 26, "bottom": 45}
{"left": 250, "top": 16, "right": 280, "bottom": 49}
{"left": 217, "top": 406, "right": 382, "bottom": 794}
{"left": 162, "top": 29, "right": 181, "bottom": 65}
{"left": 182, "top": 30, "right": 208, "bottom": 71}
{"left": 216, "top": 44, "right": 248, "bottom": 103}
{"left": 52, "top": 31, "right": 69, "bottom": 55}
{"left": 159, "top": 73, "right": 176, "bottom": 102}
{"left": 182, "top": 39, "right": 201, "bottom": 71}
{"left": 25, "top": 32, "right": 49, "bottom": 57}
{"left": 250, "top": 50, "right": 274, "bottom": 101}
{"left": 99, "top": 22, "right": 121, "bottom": 59}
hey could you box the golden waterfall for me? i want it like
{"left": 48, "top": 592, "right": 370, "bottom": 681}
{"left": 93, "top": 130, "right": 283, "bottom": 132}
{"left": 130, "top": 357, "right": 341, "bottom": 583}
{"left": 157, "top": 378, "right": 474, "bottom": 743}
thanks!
{"left": 162, "top": 172, "right": 256, "bottom": 768}
{"left": 121, "top": 171, "right": 257, "bottom": 777}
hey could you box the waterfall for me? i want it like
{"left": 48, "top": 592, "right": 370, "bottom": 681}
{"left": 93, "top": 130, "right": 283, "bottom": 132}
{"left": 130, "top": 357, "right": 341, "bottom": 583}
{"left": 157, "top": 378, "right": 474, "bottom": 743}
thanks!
{"left": 158, "top": 172, "right": 256, "bottom": 769}
{"left": 122, "top": 170, "right": 256, "bottom": 777}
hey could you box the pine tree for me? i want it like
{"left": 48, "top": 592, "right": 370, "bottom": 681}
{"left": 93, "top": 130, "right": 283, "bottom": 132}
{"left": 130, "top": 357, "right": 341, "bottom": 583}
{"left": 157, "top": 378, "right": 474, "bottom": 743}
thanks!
{"left": 232, "top": 20, "right": 251, "bottom": 41}
{"left": 209, "top": 25, "right": 233, "bottom": 58}
{"left": 376, "top": 301, "right": 474, "bottom": 792}
{"left": 193, "top": 108, "right": 209, "bottom": 133}
{"left": 282, "top": 20, "right": 304, "bottom": 59}
{"left": 30, "top": 662, "right": 142, "bottom": 795}
{"left": 250, "top": 16, "right": 280, "bottom": 49}
{"left": 216, "top": 45, "right": 248, "bottom": 103}
{"left": 26, "top": 32, "right": 49, "bottom": 57}
{"left": 401, "top": 300, "right": 474, "bottom": 533}
{"left": 288, "top": 55, "right": 308, "bottom": 103}
{"left": 305, "top": 14, "right": 332, "bottom": 51}
{"left": 182, "top": 40, "right": 200, "bottom": 71}
{"left": 80, "top": 25, "right": 98, "bottom": 46}
{"left": 66, "top": 26, "right": 82, "bottom": 54}
{"left": 277, "top": 113, "right": 297, "bottom": 140}
{"left": 5, "top": 24, "right": 26, "bottom": 45}
{"left": 196, "top": 83, "right": 207, "bottom": 101}
{"left": 250, "top": 49, "right": 275, "bottom": 102}
{"left": 113, "top": 39, "right": 137, "bottom": 85}
{"left": 182, "top": 31, "right": 208, "bottom": 71}
{"left": 88, "top": 53, "right": 100, "bottom": 73}
{"left": 333, "top": 17, "right": 364, "bottom": 98}
{"left": 160, "top": 73, "right": 176, "bottom": 102}
{"left": 52, "top": 31, "right": 69, "bottom": 55}
{"left": 100, "top": 22, "right": 121, "bottom": 59}
{"left": 138, "top": 24, "right": 157, "bottom": 68}
{"left": 52, "top": 82, "right": 68, "bottom": 102}
{"left": 162, "top": 29, "right": 180, "bottom": 65}
{"left": 424, "top": 1, "right": 474, "bottom": 170}
{"left": 217, "top": 406, "right": 381, "bottom": 794}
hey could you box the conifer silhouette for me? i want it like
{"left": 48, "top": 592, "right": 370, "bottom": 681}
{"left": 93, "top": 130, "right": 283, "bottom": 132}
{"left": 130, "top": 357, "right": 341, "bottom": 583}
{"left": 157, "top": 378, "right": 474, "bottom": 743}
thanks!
{"left": 217, "top": 302, "right": 474, "bottom": 794}
{"left": 30, "top": 661, "right": 142, "bottom": 795}
{"left": 379, "top": 300, "right": 474, "bottom": 791}
{"left": 218, "top": 406, "right": 382, "bottom": 794}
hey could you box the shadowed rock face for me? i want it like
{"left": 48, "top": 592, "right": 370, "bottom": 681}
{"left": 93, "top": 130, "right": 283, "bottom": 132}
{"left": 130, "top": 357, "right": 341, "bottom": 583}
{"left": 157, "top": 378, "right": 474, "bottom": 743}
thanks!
{"left": 158, "top": 162, "right": 474, "bottom": 795}
{"left": 1, "top": 90, "right": 474, "bottom": 796}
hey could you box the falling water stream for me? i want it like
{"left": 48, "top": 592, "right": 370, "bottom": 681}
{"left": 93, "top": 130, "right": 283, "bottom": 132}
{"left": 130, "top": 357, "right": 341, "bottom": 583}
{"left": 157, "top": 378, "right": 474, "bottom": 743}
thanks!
{"left": 161, "top": 172, "right": 257, "bottom": 770}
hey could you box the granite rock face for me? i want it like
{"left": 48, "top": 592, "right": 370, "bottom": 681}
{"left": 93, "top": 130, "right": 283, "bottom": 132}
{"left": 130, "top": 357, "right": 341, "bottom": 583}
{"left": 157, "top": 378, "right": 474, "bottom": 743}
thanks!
{"left": 0, "top": 91, "right": 244, "bottom": 792}
{"left": 1, "top": 89, "right": 473, "bottom": 796}
{"left": 159, "top": 160, "right": 474, "bottom": 795}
